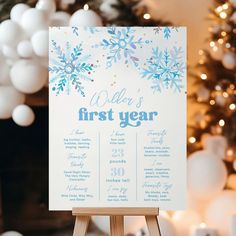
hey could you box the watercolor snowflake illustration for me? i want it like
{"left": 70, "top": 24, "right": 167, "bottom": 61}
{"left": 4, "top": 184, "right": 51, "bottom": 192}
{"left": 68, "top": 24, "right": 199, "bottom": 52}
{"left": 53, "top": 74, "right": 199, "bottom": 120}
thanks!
{"left": 72, "top": 26, "right": 79, "bottom": 36}
{"left": 141, "top": 47, "right": 185, "bottom": 93}
{"left": 49, "top": 40, "right": 94, "bottom": 96}
{"left": 153, "top": 27, "right": 179, "bottom": 39}
{"left": 94, "top": 27, "right": 149, "bottom": 68}
{"left": 84, "top": 26, "right": 100, "bottom": 34}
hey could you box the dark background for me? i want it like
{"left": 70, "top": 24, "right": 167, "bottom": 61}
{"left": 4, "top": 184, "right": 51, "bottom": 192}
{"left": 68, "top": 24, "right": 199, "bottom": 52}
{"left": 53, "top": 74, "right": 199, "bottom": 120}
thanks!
{"left": 0, "top": 107, "right": 74, "bottom": 235}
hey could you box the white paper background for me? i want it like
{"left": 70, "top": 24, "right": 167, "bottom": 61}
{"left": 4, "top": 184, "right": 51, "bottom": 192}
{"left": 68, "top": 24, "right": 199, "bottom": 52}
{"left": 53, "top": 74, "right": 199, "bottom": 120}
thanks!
{"left": 49, "top": 27, "right": 187, "bottom": 210}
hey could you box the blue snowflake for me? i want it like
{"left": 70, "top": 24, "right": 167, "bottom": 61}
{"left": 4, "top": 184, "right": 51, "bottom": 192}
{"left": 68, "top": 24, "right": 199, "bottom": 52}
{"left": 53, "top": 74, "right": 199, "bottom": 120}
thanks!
{"left": 95, "top": 27, "right": 149, "bottom": 68}
{"left": 163, "top": 28, "right": 171, "bottom": 39}
{"left": 153, "top": 27, "right": 178, "bottom": 39}
{"left": 141, "top": 47, "right": 185, "bottom": 93}
{"left": 84, "top": 26, "right": 100, "bottom": 34}
{"left": 49, "top": 40, "right": 94, "bottom": 96}
{"left": 72, "top": 26, "right": 79, "bottom": 36}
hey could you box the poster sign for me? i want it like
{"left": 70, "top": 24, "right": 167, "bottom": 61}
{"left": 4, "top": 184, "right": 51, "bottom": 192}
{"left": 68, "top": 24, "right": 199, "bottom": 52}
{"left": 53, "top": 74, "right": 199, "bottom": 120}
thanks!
{"left": 49, "top": 27, "right": 187, "bottom": 210}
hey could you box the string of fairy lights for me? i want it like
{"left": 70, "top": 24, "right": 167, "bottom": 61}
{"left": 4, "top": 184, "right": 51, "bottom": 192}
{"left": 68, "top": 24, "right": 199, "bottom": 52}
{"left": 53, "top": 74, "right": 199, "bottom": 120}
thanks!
{"left": 188, "top": 0, "right": 236, "bottom": 165}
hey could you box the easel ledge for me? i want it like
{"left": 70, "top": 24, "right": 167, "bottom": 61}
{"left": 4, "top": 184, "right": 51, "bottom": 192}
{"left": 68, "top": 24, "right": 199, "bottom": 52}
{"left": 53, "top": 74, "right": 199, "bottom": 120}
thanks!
{"left": 72, "top": 207, "right": 161, "bottom": 236}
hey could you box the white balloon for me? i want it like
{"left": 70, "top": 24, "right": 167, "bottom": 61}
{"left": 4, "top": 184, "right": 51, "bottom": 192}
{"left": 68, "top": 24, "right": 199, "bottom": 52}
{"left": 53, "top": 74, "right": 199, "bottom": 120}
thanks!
{"left": 215, "top": 94, "right": 227, "bottom": 106}
{"left": 196, "top": 86, "right": 210, "bottom": 101}
{"left": 50, "top": 11, "right": 71, "bottom": 26}
{"left": 222, "top": 52, "right": 236, "bottom": 70}
{"left": 0, "top": 60, "right": 11, "bottom": 85}
{"left": 0, "top": 86, "right": 25, "bottom": 119}
{"left": 210, "top": 25, "right": 221, "bottom": 34}
{"left": 158, "top": 215, "right": 177, "bottom": 236}
{"left": 31, "top": 30, "right": 49, "bottom": 57}
{"left": 0, "top": 20, "right": 23, "bottom": 46}
{"left": 12, "top": 104, "right": 35, "bottom": 126}
{"left": 36, "top": 0, "right": 56, "bottom": 16}
{"left": 92, "top": 216, "right": 145, "bottom": 235}
{"left": 10, "top": 60, "right": 47, "bottom": 94}
{"left": 100, "top": 0, "right": 119, "bottom": 20}
{"left": 202, "top": 135, "right": 227, "bottom": 160}
{"left": 187, "top": 150, "right": 227, "bottom": 201}
{"left": 69, "top": 9, "right": 103, "bottom": 27}
{"left": 91, "top": 216, "right": 109, "bottom": 234}
{"left": 10, "top": 3, "right": 30, "bottom": 22}
{"left": 125, "top": 216, "right": 146, "bottom": 234}
{"left": 187, "top": 192, "right": 209, "bottom": 218}
{"left": 1, "top": 231, "right": 23, "bottom": 236}
{"left": 172, "top": 210, "right": 202, "bottom": 236}
{"left": 221, "top": 23, "right": 232, "bottom": 33}
{"left": 2, "top": 45, "right": 19, "bottom": 60}
{"left": 205, "top": 190, "right": 236, "bottom": 236}
{"left": 17, "top": 40, "right": 34, "bottom": 58}
{"left": 230, "top": 12, "right": 236, "bottom": 24}
{"left": 21, "top": 8, "right": 49, "bottom": 36}
{"left": 230, "top": 0, "right": 236, "bottom": 7}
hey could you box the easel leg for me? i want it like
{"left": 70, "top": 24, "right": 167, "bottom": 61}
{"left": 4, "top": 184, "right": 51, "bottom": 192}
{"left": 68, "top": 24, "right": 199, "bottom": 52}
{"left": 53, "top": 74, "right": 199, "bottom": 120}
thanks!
{"left": 73, "top": 216, "right": 90, "bottom": 236}
{"left": 145, "top": 215, "right": 161, "bottom": 236}
{"left": 110, "top": 216, "right": 124, "bottom": 236}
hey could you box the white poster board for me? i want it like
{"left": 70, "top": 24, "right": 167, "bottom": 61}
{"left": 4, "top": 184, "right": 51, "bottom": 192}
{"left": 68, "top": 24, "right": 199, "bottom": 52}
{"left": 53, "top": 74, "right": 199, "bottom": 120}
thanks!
{"left": 49, "top": 27, "right": 187, "bottom": 210}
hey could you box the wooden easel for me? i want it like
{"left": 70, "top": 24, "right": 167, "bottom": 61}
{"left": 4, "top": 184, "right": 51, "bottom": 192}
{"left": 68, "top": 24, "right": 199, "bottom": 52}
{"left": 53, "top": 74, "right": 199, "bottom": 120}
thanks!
{"left": 72, "top": 207, "right": 161, "bottom": 236}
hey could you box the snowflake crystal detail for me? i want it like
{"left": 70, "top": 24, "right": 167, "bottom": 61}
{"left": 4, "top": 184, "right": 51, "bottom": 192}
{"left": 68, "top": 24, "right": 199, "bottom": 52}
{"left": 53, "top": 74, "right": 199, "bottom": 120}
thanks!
{"left": 153, "top": 27, "right": 179, "bottom": 39}
{"left": 141, "top": 47, "right": 185, "bottom": 93}
{"left": 95, "top": 27, "right": 149, "bottom": 68}
{"left": 84, "top": 26, "right": 100, "bottom": 34}
{"left": 72, "top": 26, "right": 79, "bottom": 36}
{"left": 49, "top": 40, "right": 94, "bottom": 96}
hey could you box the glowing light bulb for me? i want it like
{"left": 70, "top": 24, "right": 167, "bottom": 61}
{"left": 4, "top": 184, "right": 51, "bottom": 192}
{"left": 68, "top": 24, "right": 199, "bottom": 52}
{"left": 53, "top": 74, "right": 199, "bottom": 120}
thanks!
{"left": 213, "top": 46, "right": 218, "bottom": 51}
{"left": 215, "top": 85, "right": 221, "bottom": 91}
{"left": 219, "top": 119, "right": 225, "bottom": 126}
{"left": 218, "top": 38, "right": 224, "bottom": 44}
{"left": 200, "top": 223, "right": 207, "bottom": 228}
{"left": 216, "top": 6, "right": 223, "bottom": 12}
{"left": 226, "top": 43, "right": 231, "bottom": 48}
{"left": 223, "top": 92, "right": 229, "bottom": 98}
{"left": 83, "top": 4, "right": 89, "bottom": 10}
{"left": 199, "top": 59, "right": 205, "bottom": 65}
{"left": 210, "top": 100, "right": 216, "bottom": 105}
{"left": 189, "top": 137, "right": 196, "bottom": 143}
{"left": 229, "top": 104, "right": 236, "bottom": 110}
{"left": 198, "top": 50, "right": 204, "bottom": 55}
{"left": 227, "top": 149, "right": 234, "bottom": 156}
{"left": 222, "top": 3, "right": 228, "bottom": 10}
{"left": 143, "top": 13, "right": 151, "bottom": 20}
{"left": 200, "top": 73, "right": 207, "bottom": 80}
{"left": 220, "top": 12, "right": 227, "bottom": 19}
{"left": 221, "top": 31, "right": 227, "bottom": 36}
{"left": 210, "top": 41, "right": 215, "bottom": 47}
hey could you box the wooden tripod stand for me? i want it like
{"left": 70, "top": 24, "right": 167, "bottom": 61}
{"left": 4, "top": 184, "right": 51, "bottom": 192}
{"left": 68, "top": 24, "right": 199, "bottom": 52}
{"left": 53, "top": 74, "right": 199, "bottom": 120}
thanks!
{"left": 72, "top": 207, "right": 161, "bottom": 236}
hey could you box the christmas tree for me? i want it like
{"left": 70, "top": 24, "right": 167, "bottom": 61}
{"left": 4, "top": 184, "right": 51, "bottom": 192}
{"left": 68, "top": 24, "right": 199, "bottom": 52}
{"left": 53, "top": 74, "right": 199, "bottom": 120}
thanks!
{"left": 188, "top": 0, "right": 236, "bottom": 171}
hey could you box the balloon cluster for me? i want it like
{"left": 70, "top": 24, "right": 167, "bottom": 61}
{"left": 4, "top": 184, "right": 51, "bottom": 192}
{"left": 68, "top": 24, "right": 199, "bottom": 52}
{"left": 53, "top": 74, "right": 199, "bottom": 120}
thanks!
{"left": 0, "top": 0, "right": 102, "bottom": 126}
{"left": 186, "top": 135, "right": 236, "bottom": 236}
